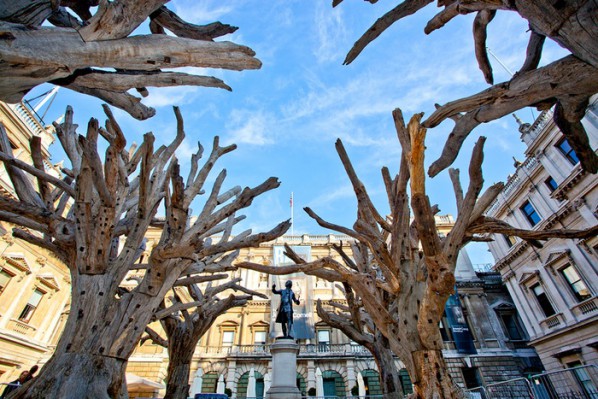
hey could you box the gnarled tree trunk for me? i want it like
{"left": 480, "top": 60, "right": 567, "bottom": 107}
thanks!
{"left": 0, "top": 104, "right": 289, "bottom": 398}
{"left": 238, "top": 109, "right": 597, "bottom": 399}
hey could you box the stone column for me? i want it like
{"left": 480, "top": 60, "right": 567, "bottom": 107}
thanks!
{"left": 226, "top": 359, "right": 236, "bottom": 396}
{"left": 266, "top": 338, "right": 301, "bottom": 399}
{"left": 307, "top": 360, "right": 316, "bottom": 391}
{"left": 346, "top": 359, "right": 356, "bottom": 397}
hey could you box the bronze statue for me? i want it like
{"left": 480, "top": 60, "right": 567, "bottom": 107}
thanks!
{"left": 272, "top": 280, "right": 300, "bottom": 338}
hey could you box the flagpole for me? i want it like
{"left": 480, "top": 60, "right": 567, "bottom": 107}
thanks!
{"left": 290, "top": 192, "right": 294, "bottom": 237}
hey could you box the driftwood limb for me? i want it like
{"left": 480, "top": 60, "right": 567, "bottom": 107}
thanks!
{"left": 0, "top": 2, "right": 261, "bottom": 119}
{"left": 337, "top": 0, "right": 598, "bottom": 174}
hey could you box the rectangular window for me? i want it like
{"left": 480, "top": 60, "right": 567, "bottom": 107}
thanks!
{"left": 221, "top": 330, "right": 234, "bottom": 347}
{"left": 317, "top": 330, "right": 330, "bottom": 344}
{"left": 503, "top": 234, "right": 517, "bottom": 248}
{"left": 532, "top": 284, "right": 556, "bottom": 317}
{"left": 560, "top": 265, "right": 591, "bottom": 302}
{"left": 544, "top": 176, "right": 558, "bottom": 192}
{"left": 18, "top": 289, "right": 44, "bottom": 323}
{"left": 254, "top": 331, "right": 267, "bottom": 345}
{"left": 439, "top": 316, "right": 453, "bottom": 342}
{"left": 520, "top": 201, "right": 541, "bottom": 226}
{"left": 317, "top": 329, "right": 330, "bottom": 351}
{"left": 0, "top": 270, "right": 12, "bottom": 294}
{"left": 500, "top": 314, "right": 524, "bottom": 340}
{"left": 556, "top": 138, "right": 580, "bottom": 165}
{"left": 461, "top": 367, "right": 483, "bottom": 389}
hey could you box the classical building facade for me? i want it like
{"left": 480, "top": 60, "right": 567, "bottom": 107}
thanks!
{"left": 486, "top": 97, "right": 598, "bottom": 373}
{"left": 129, "top": 229, "right": 541, "bottom": 398}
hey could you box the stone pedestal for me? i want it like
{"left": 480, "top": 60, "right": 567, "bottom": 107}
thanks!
{"left": 266, "top": 338, "right": 301, "bottom": 399}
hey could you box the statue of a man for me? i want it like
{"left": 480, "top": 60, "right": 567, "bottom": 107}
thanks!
{"left": 272, "top": 280, "right": 300, "bottom": 338}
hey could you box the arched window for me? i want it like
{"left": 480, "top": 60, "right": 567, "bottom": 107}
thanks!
{"left": 361, "top": 369, "right": 382, "bottom": 396}
{"left": 237, "top": 370, "right": 264, "bottom": 398}
{"left": 201, "top": 372, "right": 219, "bottom": 393}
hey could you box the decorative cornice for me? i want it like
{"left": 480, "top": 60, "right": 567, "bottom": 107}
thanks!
{"left": 494, "top": 241, "right": 530, "bottom": 272}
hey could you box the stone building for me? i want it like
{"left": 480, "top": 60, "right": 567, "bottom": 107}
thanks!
{"left": 486, "top": 97, "right": 598, "bottom": 373}
{"left": 129, "top": 229, "right": 542, "bottom": 398}
{"left": 0, "top": 100, "right": 71, "bottom": 384}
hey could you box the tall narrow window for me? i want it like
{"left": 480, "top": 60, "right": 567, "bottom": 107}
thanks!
{"left": 532, "top": 284, "right": 556, "bottom": 317}
{"left": 18, "top": 289, "right": 44, "bottom": 323}
{"left": 520, "top": 201, "right": 541, "bottom": 226}
{"left": 560, "top": 265, "right": 591, "bottom": 302}
{"left": 499, "top": 313, "right": 524, "bottom": 340}
{"left": 317, "top": 329, "right": 330, "bottom": 351}
{"left": 544, "top": 176, "right": 558, "bottom": 192}
{"left": 556, "top": 138, "right": 580, "bottom": 165}
{"left": 0, "top": 270, "right": 12, "bottom": 294}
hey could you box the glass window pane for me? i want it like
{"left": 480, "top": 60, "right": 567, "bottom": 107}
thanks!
{"left": 317, "top": 330, "right": 330, "bottom": 343}
{"left": 222, "top": 331, "right": 234, "bottom": 346}
{"left": 521, "top": 201, "right": 541, "bottom": 226}
{"left": 254, "top": 331, "right": 266, "bottom": 344}
{"left": 0, "top": 270, "right": 11, "bottom": 291}
{"left": 28, "top": 289, "right": 43, "bottom": 306}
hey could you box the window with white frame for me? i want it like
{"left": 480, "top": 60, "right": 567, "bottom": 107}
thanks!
{"left": 317, "top": 329, "right": 330, "bottom": 350}
{"left": 559, "top": 264, "right": 592, "bottom": 303}
{"left": 556, "top": 138, "right": 580, "bottom": 165}
{"left": 18, "top": 288, "right": 44, "bottom": 323}
{"left": 544, "top": 176, "right": 559, "bottom": 192}
{"left": 221, "top": 330, "right": 235, "bottom": 347}
{"left": 254, "top": 330, "right": 267, "bottom": 345}
{"left": 520, "top": 200, "right": 541, "bottom": 227}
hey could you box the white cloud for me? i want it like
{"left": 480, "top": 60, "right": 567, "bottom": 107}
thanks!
{"left": 172, "top": 0, "right": 234, "bottom": 23}
{"left": 312, "top": 2, "right": 349, "bottom": 64}
{"left": 144, "top": 86, "right": 201, "bottom": 108}
{"left": 224, "top": 109, "right": 275, "bottom": 146}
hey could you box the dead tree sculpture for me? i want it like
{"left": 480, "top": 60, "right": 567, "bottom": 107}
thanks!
{"left": 0, "top": 105, "right": 290, "bottom": 399}
{"left": 238, "top": 108, "right": 598, "bottom": 398}
{"left": 0, "top": 0, "right": 261, "bottom": 120}
{"left": 317, "top": 282, "right": 404, "bottom": 399}
{"left": 333, "top": 0, "right": 598, "bottom": 173}
{"left": 142, "top": 275, "right": 267, "bottom": 399}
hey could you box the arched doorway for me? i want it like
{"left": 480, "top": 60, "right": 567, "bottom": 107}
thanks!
{"left": 201, "top": 372, "right": 219, "bottom": 393}
{"left": 361, "top": 369, "right": 382, "bottom": 396}
{"left": 237, "top": 370, "right": 264, "bottom": 398}
{"left": 322, "top": 370, "right": 345, "bottom": 398}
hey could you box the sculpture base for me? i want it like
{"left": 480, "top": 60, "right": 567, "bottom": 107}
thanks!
{"left": 266, "top": 385, "right": 302, "bottom": 399}
{"left": 266, "top": 338, "right": 301, "bottom": 399}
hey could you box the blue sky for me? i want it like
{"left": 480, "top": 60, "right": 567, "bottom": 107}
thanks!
{"left": 28, "top": 0, "right": 569, "bottom": 266}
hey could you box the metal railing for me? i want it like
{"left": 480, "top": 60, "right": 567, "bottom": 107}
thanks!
{"left": 465, "top": 365, "right": 598, "bottom": 399}
{"left": 530, "top": 365, "right": 598, "bottom": 399}
{"left": 196, "top": 343, "right": 370, "bottom": 357}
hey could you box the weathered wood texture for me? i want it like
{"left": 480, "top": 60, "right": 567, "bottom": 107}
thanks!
{"left": 336, "top": 0, "right": 598, "bottom": 174}
{"left": 0, "top": 105, "right": 289, "bottom": 399}
{"left": 238, "top": 108, "right": 597, "bottom": 399}
{"left": 316, "top": 287, "right": 404, "bottom": 399}
{"left": 143, "top": 277, "right": 267, "bottom": 399}
{"left": 0, "top": 1, "right": 260, "bottom": 120}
